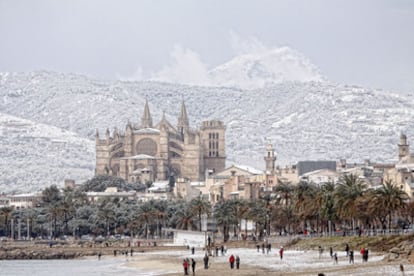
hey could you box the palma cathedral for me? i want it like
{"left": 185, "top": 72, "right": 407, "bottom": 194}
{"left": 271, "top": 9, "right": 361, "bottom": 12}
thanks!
{"left": 95, "top": 100, "right": 226, "bottom": 183}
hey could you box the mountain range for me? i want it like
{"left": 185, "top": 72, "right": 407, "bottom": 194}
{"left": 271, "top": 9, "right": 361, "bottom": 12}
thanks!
{"left": 1, "top": 47, "right": 413, "bottom": 193}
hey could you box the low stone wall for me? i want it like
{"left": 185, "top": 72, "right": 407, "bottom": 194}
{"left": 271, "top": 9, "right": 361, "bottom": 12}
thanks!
{"left": 386, "top": 240, "right": 414, "bottom": 262}
{"left": 0, "top": 241, "right": 188, "bottom": 260}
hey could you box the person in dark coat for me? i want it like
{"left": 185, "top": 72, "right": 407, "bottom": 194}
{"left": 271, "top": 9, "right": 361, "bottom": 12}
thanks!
{"left": 349, "top": 250, "right": 354, "bottom": 264}
{"left": 329, "top": 247, "right": 333, "bottom": 258}
{"left": 235, "top": 255, "right": 240, "bottom": 269}
{"left": 203, "top": 253, "right": 209, "bottom": 269}
{"left": 191, "top": 258, "right": 196, "bottom": 275}
{"left": 279, "top": 246, "right": 284, "bottom": 260}
{"left": 345, "top": 243, "right": 350, "bottom": 256}
{"left": 229, "top": 254, "right": 235, "bottom": 269}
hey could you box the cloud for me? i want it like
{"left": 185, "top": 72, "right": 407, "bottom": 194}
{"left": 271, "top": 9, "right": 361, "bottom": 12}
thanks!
{"left": 229, "top": 30, "right": 267, "bottom": 55}
{"left": 150, "top": 44, "right": 210, "bottom": 86}
{"left": 116, "top": 66, "right": 144, "bottom": 82}
{"left": 119, "top": 33, "right": 323, "bottom": 88}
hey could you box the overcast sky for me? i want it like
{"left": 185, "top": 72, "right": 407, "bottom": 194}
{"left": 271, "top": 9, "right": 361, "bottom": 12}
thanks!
{"left": 0, "top": 0, "right": 413, "bottom": 92}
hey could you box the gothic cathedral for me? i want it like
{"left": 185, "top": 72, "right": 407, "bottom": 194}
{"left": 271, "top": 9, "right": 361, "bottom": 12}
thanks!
{"left": 95, "top": 100, "right": 226, "bottom": 183}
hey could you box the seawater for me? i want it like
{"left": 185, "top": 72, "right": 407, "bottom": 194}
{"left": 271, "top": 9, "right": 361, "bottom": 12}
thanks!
{"left": 0, "top": 258, "right": 155, "bottom": 276}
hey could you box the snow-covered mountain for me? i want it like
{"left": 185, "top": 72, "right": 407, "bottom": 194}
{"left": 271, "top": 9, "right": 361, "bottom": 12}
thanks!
{"left": 1, "top": 70, "right": 414, "bottom": 193}
{"left": 208, "top": 47, "right": 325, "bottom": 89}
{"left": 0, "top": 112, "right": 94, "bottom": 193}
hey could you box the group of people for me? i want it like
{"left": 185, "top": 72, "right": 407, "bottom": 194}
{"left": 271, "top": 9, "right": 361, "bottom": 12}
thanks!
{"left": 182, "top": 258, "right": 196, "bottom": 275}
{"left": 326, "top": 243, "right": 366, "bottom": 264}
{"left": 228, "top": 254, "right": 240, "bottom": 269}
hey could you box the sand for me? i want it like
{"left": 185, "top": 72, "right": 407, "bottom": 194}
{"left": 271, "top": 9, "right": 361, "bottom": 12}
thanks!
{"left": 124, "top": 248, "right": 414, "bottom": 276}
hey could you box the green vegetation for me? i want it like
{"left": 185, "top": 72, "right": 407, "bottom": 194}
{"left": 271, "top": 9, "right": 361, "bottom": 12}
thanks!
{"left": 0, "top": 173, "right": 412, "bottom": 245}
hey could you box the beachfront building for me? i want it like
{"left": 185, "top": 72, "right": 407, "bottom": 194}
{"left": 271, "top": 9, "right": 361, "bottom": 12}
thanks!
{"left": 383, "top": 133, "right": 414, "bottom": 198}
{"left": 299, "top": 169, "right": 340, "bottom": 185}
{"left": 8, "top": 193, "right": 41, "bottom": 209}
{"left": 206, "top": 164, "right": 264, "bottom": 204}
{"left": 95, "top": 100, "right": 226, "bottom": 183}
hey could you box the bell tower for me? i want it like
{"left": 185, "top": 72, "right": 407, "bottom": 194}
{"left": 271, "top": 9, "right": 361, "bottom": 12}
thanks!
{"left": 264, "top": 143, "right": 276, "bottom": 174}
{"left": 399, "top": 133, "right": 409, "bottom": 161}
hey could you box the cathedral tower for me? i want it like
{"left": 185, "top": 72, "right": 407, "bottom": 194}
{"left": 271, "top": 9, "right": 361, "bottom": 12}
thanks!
{"left": 200, "top": 120, "right": 226, "bottom": 174}
{"left": 399, "top": 133, "right": 410, "bottom": 161}
{"left": 141, "top": 99, "right": 153, "bottom": 128}
{"left": 177, "top": 100, "right": 189, "bottom": 135}
{"left": 264, "top": 143, "right": 276, "bottom": 174}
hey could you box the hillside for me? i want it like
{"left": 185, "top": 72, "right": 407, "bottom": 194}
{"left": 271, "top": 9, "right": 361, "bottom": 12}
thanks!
{"left": 1, "top": 71, "right": 414, "bottom": 192}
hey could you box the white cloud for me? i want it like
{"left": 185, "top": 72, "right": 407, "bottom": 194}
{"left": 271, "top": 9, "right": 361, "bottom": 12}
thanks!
{"left": 116, "top": 66, "right": 144, "bottom": 82}
{"left": 150, "top": 44, "right": 210, "bottom": 86}
{"left": 229, "top": 30, "right": 267, "bottom": 55}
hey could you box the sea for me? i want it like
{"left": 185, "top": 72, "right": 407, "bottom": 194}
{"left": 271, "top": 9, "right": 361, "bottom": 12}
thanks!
{"left": 0, "top": 258, "right": 155, "bottom": 276}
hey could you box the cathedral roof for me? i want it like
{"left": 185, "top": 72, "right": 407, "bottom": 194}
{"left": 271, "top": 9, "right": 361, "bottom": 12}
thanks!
{"left": 133, "top": 128, "right": 160, "bottom": 134}
{"left": 120, "top": 154, "right": 157, "bottom": 160}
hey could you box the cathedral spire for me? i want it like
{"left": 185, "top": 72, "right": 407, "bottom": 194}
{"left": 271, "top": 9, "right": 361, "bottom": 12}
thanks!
{"left": 141, "top": 98, "right": 153, "bottom": 128}
{"left": 177, "top": 99, "right": 189, "bottom": 134}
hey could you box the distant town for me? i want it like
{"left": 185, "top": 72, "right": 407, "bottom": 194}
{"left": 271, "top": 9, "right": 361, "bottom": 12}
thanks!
{"left": 1, "top": 101, "right": 413, "bottom": 243}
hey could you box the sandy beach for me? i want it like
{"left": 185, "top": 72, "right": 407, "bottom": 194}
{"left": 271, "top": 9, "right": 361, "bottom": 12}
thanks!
{"left": 123, "top": 247, "right": 414, "bottom": 276}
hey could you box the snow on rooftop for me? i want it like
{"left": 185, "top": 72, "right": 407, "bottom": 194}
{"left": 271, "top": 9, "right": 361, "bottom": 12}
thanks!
{"left": 233, "top": 164, "right": 263, "bottom": 175}
{"left": 121, "top": 154, "right": 157, "bottom": 160}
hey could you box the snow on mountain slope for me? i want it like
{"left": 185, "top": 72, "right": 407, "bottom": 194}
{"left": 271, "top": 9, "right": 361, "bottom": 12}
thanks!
{"left": 208, "top": 47, "right": 325, "bottom": 89}
{"left": 1, "top": 71, "right": 414, "bottom": 192}
{"left": 0, "top": 112, "right": 94, "bottom": 193}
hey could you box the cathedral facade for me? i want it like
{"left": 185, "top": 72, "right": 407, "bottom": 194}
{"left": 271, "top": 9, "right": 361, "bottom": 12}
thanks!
{"left": 95, "top": 100, "right": 226, "bottom": 183}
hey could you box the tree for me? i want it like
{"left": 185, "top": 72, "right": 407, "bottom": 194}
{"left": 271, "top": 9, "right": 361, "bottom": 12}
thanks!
{"left": 214, "top": 200, "right": 237, "bottom": 242}
{"left": 334, "top": 174, "right": 367, "bottom": 230}
{"left": 274, "top": 181, "right": 294, "bottom": 205}
{"left": 190, "top": 197, "right": 211, "bottom": 231}
{"left": 41, "top": 185, "right": 61, "bottom": 205}
{"left": 135, "top": 201, "right": 155, "bottom": 238}
{"left": 369, "top": 180, "right": 408, "bottom": 231}
{"left": 316, "top": 182, "right": 337, "bottom": 235}
{"left": 172, "top": 201, "right": 195, "bottom": 231}
{"left": 0, "top": 206, "right": 13, "bottom": 237}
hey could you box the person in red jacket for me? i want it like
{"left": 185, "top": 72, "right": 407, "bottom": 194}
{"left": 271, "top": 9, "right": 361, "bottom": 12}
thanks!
{"left": 279, "top": 246, "right": 284, "bottom": 260}
{"left": 229, "top": 254, "right": 235, "bottom": 269}
{"left": 183, "top": 258, "right": 189, "bottom": 275}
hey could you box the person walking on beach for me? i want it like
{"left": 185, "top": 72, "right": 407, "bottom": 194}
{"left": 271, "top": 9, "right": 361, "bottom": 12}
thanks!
{"left": 183, "top": 259, "right": 189, "bottom": 275}
{"left": 333, "top": 253, "right": 338, "bottom": 264}
{"left": 349, "top": 250, "right": 354, "bottom": 264}
{"left": 229, "top": 254, "right": 235, "bottom": 269}
{"left": 203, "top": 253, "right": 209, "bottom": 269}
{"left": 279, "top": 246, "right": 284, "bottom": 260}
{"left": 360, "top": 247, "right": 365, "bottom": 262}
{"left": 363, "top": 248, "right": 369, "bottom": 262}
{"left": 345, "top": 243, "right": 350, "bottom": 256}
{"left": 191, "top": 258, "right": 196, "bottom": 275}
{"left": 235, "top": 255, "right": 240, "bottom": 269}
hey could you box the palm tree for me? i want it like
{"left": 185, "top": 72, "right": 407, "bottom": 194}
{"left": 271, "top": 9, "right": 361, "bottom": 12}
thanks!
{"left": 334, "top": 173, "right": 367, "bottom": 230}
{"left": 246, "top": 200, "right": 267, "bottom": 238}
{"left": 213, "top": 200, "right": 237, "bottom": 242}
{"left": 172, "top": 201, "right": 195, "bottom": 231}
{"left": 0, "top": 207, "right": 13, "bottom": 237}
{"left": 370, "top": 180, "right": 408, "bottom": 231}
{"left": 97, "top": 201, "right": 116, "bottom": 237}
{"left": 316, "top": 182, "right": 337, "bottom": 235}
{"left": 274, "top": 181, "right": 294, "bottom": 205}
{"left": 294, "top": 182, "right": 318, "bottom": 233}
{"left": 189, "top": 197, "right": 211, "bottom": 231}
{"left": 135, "top": 201, "right": 155, "bottom": 238}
